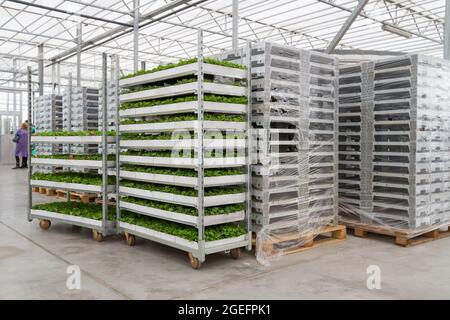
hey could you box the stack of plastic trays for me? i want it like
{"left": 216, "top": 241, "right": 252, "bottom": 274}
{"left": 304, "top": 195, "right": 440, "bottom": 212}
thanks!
{"left": 338, "top": 63, "right": 374, "bottom": 221}
{"left": 98, "top": 81, "right": 117, "bottom": 154}
{"left": 63, "top": 87, "right": 100, "bottom": 155}
{"left": 250, "top": 43, "right": 302, "bottom": 231}
{"left": 303, "top": 51, "right": 339, "bottom": 228}
{"left": 370, "top": 55, "right": 450, "bottom": 229}
{"left": 33, "top": 94, "right": 63, "bottom": 173}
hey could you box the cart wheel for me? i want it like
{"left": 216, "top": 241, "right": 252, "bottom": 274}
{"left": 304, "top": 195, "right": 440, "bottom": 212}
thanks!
{"left": 39, "top": 219, "right": 51, "bottom": 230}
{"left": 92, "top": 229, "right": 104, "bottom": 242}
{"left": 188, "top": 252, "right": 202, "bottom": 270}
{"left": 125, "top": 233, "right": 136, "bottom": 246}
{"left": 230, "top": 248, "right": 242, "bottom": 259}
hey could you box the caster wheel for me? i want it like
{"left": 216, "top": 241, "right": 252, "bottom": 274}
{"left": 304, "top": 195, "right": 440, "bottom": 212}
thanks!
{"left": 92, "top": 230, "right": 104, "bottom": 242}
{"left": 125, "top": 233, "right": 136, "bottom": 246}
{"left": 230, "top": 248, "right": 242, "bottom": 259}
{"left": 188, "top": 252, "right": 202, "bottom": 270}
{"left": 39, "top": 219, "right": 51, "bottom": 230}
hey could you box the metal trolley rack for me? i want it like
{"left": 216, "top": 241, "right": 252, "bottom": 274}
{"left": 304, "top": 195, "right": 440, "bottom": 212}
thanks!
{"left": 27, "top": 54, "right": 116, "bottom": 241}
{"left": 115, "top": 31, "right": 252, "bottom": 269}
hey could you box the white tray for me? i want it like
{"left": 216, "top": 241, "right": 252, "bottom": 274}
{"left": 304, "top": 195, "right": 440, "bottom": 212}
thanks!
{"left": 31, "top": 158, "right": 115, "bottom": 169}
{"left": 119, "top": 155, "right": 246, "bottom": 168}
{"left": 120, "top": 139, "right": 246, "bottom": 150}
{"left": 120, "top": 186, "right": 245, "bottom": 207}
{"left": 119, "top": 63, "right": 246, "bottom": 88}
{"left": 31, "top": 136, "right": 115, "bottom": 144}
{"left": 120, "top": 120, "right": 246, "bottom": 133}
{"left": 120, "top": 170, "right": 246, "bottom": 188}
{"left": 30, "top": 180, "right": 115, "bottom": 193}
{"left": 120, "top": 101, "right": 247, "bottom": 117}
{"left": 120, "top": 82, "right": 246, "bottom": 103}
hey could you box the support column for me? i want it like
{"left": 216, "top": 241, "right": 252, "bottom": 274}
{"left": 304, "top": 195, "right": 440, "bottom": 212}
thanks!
{"left": 134, "top": 0, "right": 140, "bottom": 73}
{"left": 56, "top": 62, "right": 61, "bottom": 94}
{"left": 13, "top": 59, "right": 17, "bottom": 114}
{"left": 76, "top": 22, "right": 82, "bottom": 87}
{"left": 445, "top": 0, "right": 450, "bottom": 60}
{"left": 51, "top": 62, "right": 56, "bottom": 94}
{"left": 38, "top": 44, "right": 44, "bottom": 95}
{"left": 232, "top": 0, "right": 239, "bottom": 50}
{"left": 325, "top": 0, "right": 369, "bottom": 54}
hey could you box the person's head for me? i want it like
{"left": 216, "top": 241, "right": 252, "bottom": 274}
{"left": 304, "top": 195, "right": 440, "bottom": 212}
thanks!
{"left": 21, "top": 122, "right": 28, "bottom": 130}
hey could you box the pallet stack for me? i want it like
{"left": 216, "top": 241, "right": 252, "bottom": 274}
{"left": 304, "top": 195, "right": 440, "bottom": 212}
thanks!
{"left": 63, "top": 86, "right": 100, "bottom": 155}
{"left": 250, "top": 43, "right": 339, "bottom": 232}
{"left": 339, "top": 54, "right": 450, "bottom": 230}
{"left": 338, "top": 63, "right": 373, "bottom": 218}
{"left": 33, "top": 94, "right": 63, "bottom": 173}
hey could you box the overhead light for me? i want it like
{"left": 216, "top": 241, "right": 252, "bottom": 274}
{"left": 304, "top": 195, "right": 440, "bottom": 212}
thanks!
{"left": 382, "top": 24, "right": 413, "bottom": 39}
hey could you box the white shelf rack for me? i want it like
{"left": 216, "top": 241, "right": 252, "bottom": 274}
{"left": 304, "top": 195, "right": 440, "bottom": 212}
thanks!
{"left": 116, "top": 32, "right": 252, "bottom": 268}
{"left": 28, "top": 53, "right": 117, "bottom": 241}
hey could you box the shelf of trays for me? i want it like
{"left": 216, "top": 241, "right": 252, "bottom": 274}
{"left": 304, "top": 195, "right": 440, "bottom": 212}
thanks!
{"left": 117, "top": 54, "right": 252, "bottom": 269}
{"left": 29, "top": 130, "right": 116, "bottom": 241}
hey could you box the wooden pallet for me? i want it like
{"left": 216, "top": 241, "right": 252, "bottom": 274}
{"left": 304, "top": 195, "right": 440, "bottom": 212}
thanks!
{"left": 342, "top": 220, "right": 450, "bottom": 247}
{"left": 55, "top": 189, "right": 97, "bottom": 203}
{"left": 253, "top": 225, "right": 346, "bottom": 256}
{"left": 35, "top": 187, "right": 56, "bottom": 196}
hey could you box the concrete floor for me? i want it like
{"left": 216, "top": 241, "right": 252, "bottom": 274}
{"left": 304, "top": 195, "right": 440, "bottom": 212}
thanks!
{"left": 0, "top": 164, "right": 449, "bottom": 300}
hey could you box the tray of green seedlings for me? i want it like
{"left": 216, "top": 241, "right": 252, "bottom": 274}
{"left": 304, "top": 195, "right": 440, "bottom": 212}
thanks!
{"left": 31, "top": 202, "right": 116, "bottom": 229}
{"left": 120, "top": 111, "right": 246, "bottom": 133}
{"left": 120, "top": 57, "right": 246, "bottom": 88}
{"left": 120, "top": 94, "right": 247, "bottom": 119}
{"left": 32, "top": 154, "right": 116, "bottom": 169}
{"left": 119, "top": 150, "right": 247, "bottom": 168}
{"left": 120, "top": 196, "right": 245, "bottom": 227}
{"left": 118, "top": 210, "right": 248, "bottom": 253}
{"left": 119, "top": 131, "right": 246, "bottom": 150}
{"left": 120, "top": 65, "right": 247, "bottom": 103}
{"left": 119, "top": 179, "right": 246, "bottom": 207}
{"left": 31, "top": 172, "right": 116, "bottom": 193}
{"left": 119, "top": 165, "right": 246, "bottom": 188}
{"left": 32, "top": 130, "right": 116, "bottom": 144}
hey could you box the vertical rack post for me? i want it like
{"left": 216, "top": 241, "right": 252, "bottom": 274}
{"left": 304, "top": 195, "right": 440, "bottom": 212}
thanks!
{"left": 197, "top": 29, "right": 205, "bottom": 262}
{"left": 67, "top": 72, "right": 72, "bottom": 201}
{"left": 245, "top": 40, "right": 252, "bottom": 250}
{"left": 101, "top": 52, "right": 108, "bottom": 234}
{"left": 27, "top": 66, "right": 33, "bottom": 222}
{"left": 114, "top": 55, "right": 121, "bottom": 229}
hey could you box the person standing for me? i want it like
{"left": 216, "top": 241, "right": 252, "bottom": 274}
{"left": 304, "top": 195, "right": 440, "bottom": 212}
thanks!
{"left": 12, "top": 122, "right": 29, "bottom": 169}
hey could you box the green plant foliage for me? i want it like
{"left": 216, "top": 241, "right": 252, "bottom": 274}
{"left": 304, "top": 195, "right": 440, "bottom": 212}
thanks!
{"left": 120, "top": 95, "right": 247, "bottom": 110}
{"left": 33, "top": 154, "right": 116, "bottom": 161}
{"left": 121, "top": 165, "right": 243, "bottom": 177}
{"left": 120, "top": 210, "right": 246, "bottom": 242}
{"left": 122, "top": 197, "right": 245, "bottom": 217}
{"left": 32, "top": 202, "right": 116, "bottom": 221}
{"left": 31, "top": 172, "right": 115, "bottom": 186}
{"left": 34, "top": 130, "right": 115, "bottom": 137}
{"left": 120, "top": 180, "right": 244, "bottom": 197}
{"left": 120, "top": 132, "right": 245, "bottom": 140}
{"left": 120, "top": 58, "right": 245, "bottom": 80}
{"left": 120, "top": 113, "right": 245, "bottom": 125}
{"left": 120, "top": 150, "right": 241, "bottom": 159}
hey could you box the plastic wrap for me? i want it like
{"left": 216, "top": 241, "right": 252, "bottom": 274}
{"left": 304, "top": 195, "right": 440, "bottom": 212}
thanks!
{"left": 338, "top": 54, "right": 450, "bottom": 235}
{"left": 214, "top": 42, "right": 340, "bottom": 265}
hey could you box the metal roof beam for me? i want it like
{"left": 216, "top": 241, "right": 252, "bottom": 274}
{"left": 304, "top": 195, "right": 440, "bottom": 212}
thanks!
{"left": 325, "top": 0, "right": 369, "bottom": 53}
{"left": 5, "top": 0, "right": 133, "bottom": 27}
{"left": 445, "top": 0, "right": 450, "bottom": 59}
{"left": 48, "top": 0, "right": 194, "bottom": 63}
